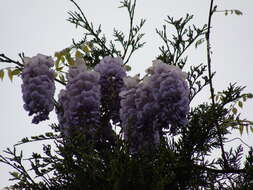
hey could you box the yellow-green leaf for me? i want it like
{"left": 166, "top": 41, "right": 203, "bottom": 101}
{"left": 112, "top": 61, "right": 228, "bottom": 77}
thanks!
{"left": 54, "top": 52, "right": 61, "bottom": 58}
{"left": 250, "top": 126, "right": 253, "bottom": 133}
{"left": 8, "top": 69, "right": 13, "bottom": 81}
{"left": 65, "top": 53, "right": 74, "bottom": 65}
{"left": 82, "top": 45, "right": 90, "bottom": 53}
{"left": 75, "top": 50, "right": 82, "bottom": 58}
{"left": 59, "top": 74, "right": 65, "bottom": 83}
{"left": 56, "top": 66, "right": 64, "bottom": 72}
{"left": 0, "top": 70, "right": 4, "bottom": 80}
{"left": 67, "top": 57, "right": 74, "bottom": 65}
{"left": 60, "top": 56, "right": 65, "bottom": 63}
{"left": 12, "top": 68, "right": 21, "bottom": 76}
{"left": 62, "top": 48, "right": 71, "bottom": 55}
{"left": 195, "top": 38, "right": 205, "bottom": 48}
{"left": 55, "top": 58, "right": 60, "bottom": 68}
{"left": 10, "top": 171, "right": 20, "bottom": 179}
{"left": 232, "top": 107, "right": 237, "bottom": 114}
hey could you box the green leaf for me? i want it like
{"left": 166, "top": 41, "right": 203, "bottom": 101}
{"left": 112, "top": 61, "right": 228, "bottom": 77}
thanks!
{"left": 9, "top": 172, "right": 20, "bottom": 180}
{"left": 232, "top": 107, "right": 237, "bottom": 114}
{"left": 45, "top": 132, "right": 54, "bottom": 137}
{"left": 195, "top": 38, "right": 205, "bottom": 48}
{"left": 239, "top": 125, "right": 244, "bottom": 135}
{"left": 124, "top": 65, "right": 132, "bottom": 71}
{"left": 21, "top": 137, "right": 29, "bottom": 143}
{"left": 247, "top": 93, "right": 253, "bottom": 98}
{"left": 0, "top": 70, "right": 4, "bottom": 80}
{"left": 238, "top": 101, "right": 243, "bottom": 108}
{"left": 234, "top": 9, "right": 243, "bottom": 16}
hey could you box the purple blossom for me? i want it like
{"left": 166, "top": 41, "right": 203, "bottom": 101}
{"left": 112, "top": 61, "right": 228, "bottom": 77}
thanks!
{"left": 66, "top": 58, "right": 88, "bottom": 81}
{"left": 21, "top": 54, "right": 55, "bottom": 124}
{"left": 119, "top": 77, "right": 139, "bottom": 141}
{"left": 148, "top": 61, "right": 190, "bottom": 133}
{"left": 57, "top": 66, "right": 101, "bottom": 138}
{"left": 120, "top": 76, "right": 159, "bottom": 152}
{"left": 120, "top": 60, "right": 190, "bottom": 152}
{"left": 95, "top": 56, "right": 126, "bottom": 125}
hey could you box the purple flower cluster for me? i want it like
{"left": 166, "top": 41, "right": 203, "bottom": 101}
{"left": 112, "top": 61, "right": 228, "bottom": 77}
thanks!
{"left": 119, "top": 77, "right": 139, "bottom": 144}
{"left": 148, "top": 60, "right": 190, "bottom": 133}
{"left": 120, "top": 76, "right": 161, "bottom": 152}
{"left": 95, "top": 56, "right": 126, "bottom": 124}
{"left": 120, "top": 60, "right": 190, "bottom": 151}
{"left": 57, "top": 64, "right": 101, "bottom": 137}
{"left": 21, "top": 54, "right": 55, "bottom": 124}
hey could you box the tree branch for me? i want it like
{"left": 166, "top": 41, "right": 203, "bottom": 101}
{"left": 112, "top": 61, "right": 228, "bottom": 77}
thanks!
{"left": 206, "top": 0, "right": 229, "bottom": 169}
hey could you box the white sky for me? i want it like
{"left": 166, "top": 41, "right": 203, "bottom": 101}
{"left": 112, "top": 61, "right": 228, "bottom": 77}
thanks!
{"left": 0, "top": 0, "right": 253, "bottom": 188}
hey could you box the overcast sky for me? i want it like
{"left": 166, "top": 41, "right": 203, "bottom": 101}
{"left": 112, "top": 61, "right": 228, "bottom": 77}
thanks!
{"left": 0, "top": 0, "right": 253, "bottom": 188}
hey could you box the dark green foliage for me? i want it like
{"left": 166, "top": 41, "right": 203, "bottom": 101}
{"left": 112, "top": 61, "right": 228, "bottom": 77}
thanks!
{"left": 187, "top": 64, "right": 211, "bottom": 101}
{"left": 1, "top": 127, "right": 252, "bottom": 189}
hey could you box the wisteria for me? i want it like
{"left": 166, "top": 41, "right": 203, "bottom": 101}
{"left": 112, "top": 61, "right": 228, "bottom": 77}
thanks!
{"left": 21, "top": 54, "right": 55, "bottom": 124}
{"left": 119, "top": 76, "right": 139, "bottom": 152}
{"left": 95, "top": 56, "right": 126, "bottom": 125}
{"left": 57, "top": 62, "right": 101, "bottom": 138}
{"left": 120, "top": 60, "right": 190, "bottom": 151}
{"left": 148, "top": 60, "right": 190, "bottom": 133}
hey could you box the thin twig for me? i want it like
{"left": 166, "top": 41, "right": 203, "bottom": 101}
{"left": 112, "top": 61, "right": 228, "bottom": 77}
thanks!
{"left": 122, "top": 0, "right": 136, "bottom": 60}
{"left": 1, "top": 53, "right": 66, "bottom": 86}
{"left": 206, "top": 0, "right": 229, "bottom": 168}
{"left": 0, "top": 53, "right": 23, "bottom": 67}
